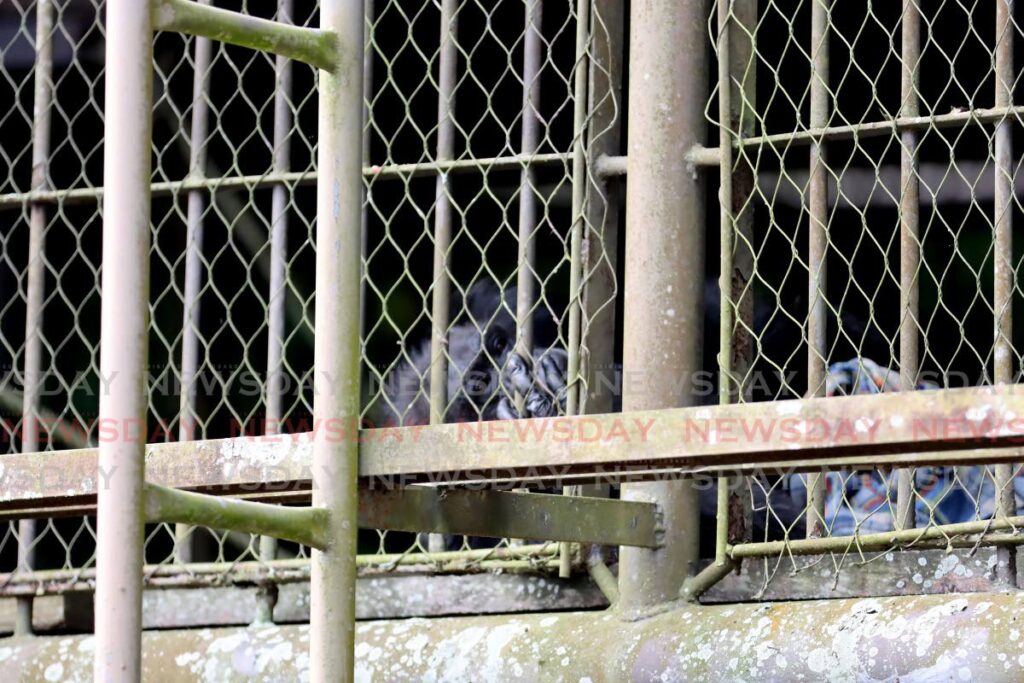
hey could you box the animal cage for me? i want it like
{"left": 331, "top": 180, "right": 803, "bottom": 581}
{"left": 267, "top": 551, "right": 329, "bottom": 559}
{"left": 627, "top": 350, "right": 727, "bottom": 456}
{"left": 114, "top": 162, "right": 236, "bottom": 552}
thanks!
{"left": 1, "top": 0, "right": 1024, "bottom": 680}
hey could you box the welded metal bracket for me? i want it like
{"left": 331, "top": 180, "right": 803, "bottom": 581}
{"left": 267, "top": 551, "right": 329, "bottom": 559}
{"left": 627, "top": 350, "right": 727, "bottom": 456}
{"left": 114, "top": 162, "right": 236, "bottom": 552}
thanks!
{"left": 122, "top": 482, "right": 663, "bottom": 550}
{"left": 361, "top": 486, "right": 661, "bottom": 548}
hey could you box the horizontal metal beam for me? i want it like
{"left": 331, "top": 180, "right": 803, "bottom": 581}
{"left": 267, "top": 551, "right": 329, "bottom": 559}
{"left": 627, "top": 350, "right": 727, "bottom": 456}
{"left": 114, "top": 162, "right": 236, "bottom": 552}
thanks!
{"left": 153, "top": 0, "right": 338, "bottom": 71}
{"left": 1, "top": 386, "right": 1022, "bottom": 506}
{"left": 143, "top": 483, "right": 329, "bottom": 549}
{"left": 729, "top": 514, "right": 1024, "bottom": 560}
{"left": 703, "top": 104, "right": 1024, "bottom": 159}
{"left": 361, "top": 486, "right": 661, "bottom": 548}
{"left": 364, "top": 385, "right": 1024, "bottom": 483}
{"left": 0, "top": 153, "right": 572, "bottom": 210}
{"left": 0, "top": 548, "right": 561, "bottom": 597}
{"left": 5, "top": 469, "right": 659, "bottom": 548}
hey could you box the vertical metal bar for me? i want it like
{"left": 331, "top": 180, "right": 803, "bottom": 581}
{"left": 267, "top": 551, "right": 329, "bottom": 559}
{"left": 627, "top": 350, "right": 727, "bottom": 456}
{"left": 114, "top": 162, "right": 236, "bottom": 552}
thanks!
{"left": 579, "top": 0, "right": 624, "bottom": 418}
{"left": 805, "top": 0, "right": 830, "bottom": 539}
{"left": 426, "top": 0, "right": 458, "bottom": 554}
{"left": 258, "top": 0, "right": 296, "bottom": 622}
{"left": 558, "top": 0, "right": 589, "bottom": 578}
{"left": 895, "top": 0, "right": 921, "bottom": 532}
{"left": 359, "top": 0, "right": 373, "bottom": 340}
{"left": 560, "top": 0, "right": 624, "bottom": 581}
{"left": 515, "top": 0, "right": 542, "bottom": 371}
{"left": 728, "top": 0, "right": 757, "bottom": 407}
{"left": 994, "top": 0, "right": 1016, "bottom": 585}
{"left": 427, "top": 0, "right": 457, "bottom": 426}
{"left": 618, "top": 0, "right": 707, "bottom": 612}
{"left": 17, "top": 0, "right": 56, "bottom": 636}
{"left": 564, "top": 0, "right": 588, "bottom": 418}
{"left": 715, "top": 0, "right": 757, "bottom": 564}
{"left": 729, "top": 0, "right": 757, "bottom": 543}
{"left": 94, "top": 0, "right": 153, "bottom": 678}
{"left": 174, "top": 0, "right": 213, "bottom": 566}
{"left": 716, "top": 0, "right": 735, "bottom": 568}
{"left": 310, "top": 0, "right": 363, "bottom": 678}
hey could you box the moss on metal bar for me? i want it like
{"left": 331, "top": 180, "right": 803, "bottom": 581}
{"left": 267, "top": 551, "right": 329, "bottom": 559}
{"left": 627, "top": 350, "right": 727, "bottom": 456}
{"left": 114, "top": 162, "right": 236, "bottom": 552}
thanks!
{"left": 680, "top": 557, "right": 738, "bottom": 602}
{"left": 153, "top": 0, "right": 338, "bottom": 72}
{"left": 5, "top": 592, "right": 1024, "bottom": 680}
{"left": 143, "top": 483, "right": 328, "bottom": 549}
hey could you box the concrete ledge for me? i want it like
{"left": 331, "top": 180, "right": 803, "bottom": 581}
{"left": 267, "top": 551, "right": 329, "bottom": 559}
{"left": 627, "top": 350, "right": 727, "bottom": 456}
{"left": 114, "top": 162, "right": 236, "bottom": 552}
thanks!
{"left": 2, "top": 591, "right": 1023, "bottom": 680}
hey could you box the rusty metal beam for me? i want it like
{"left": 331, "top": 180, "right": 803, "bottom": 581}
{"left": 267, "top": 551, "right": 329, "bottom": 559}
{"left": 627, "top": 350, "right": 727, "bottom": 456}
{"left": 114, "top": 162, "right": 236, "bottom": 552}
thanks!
{"left": 4, "top": 592, "right": 1024, "bottom": 680}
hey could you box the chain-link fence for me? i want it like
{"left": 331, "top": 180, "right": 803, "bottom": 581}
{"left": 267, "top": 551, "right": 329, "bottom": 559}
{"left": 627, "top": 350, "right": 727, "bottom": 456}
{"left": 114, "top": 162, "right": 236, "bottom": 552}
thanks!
{"left": 711, "top": 0, "right": 1024, "bottom": 593}
{"left": 0, "top": 0, "right": 618, "bottom": 606}
{"left": 4, "top": 0, "right": 1024, "bottom": 620}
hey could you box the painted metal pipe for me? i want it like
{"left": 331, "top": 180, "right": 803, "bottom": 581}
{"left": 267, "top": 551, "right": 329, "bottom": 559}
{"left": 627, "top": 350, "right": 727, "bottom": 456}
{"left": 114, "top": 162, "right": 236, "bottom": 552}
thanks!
{"left": 8, "top": 592, "right": 1024, "bottom": 681}
{"left": 618, "top": 0, "right": 708, "bottom": 613}
{"left": 561, "top": 0, "right": 626, "bottom": 582}
{"left": 259, "top": 0, "right": 296, "bottom": 615}
{"left": 727, "top": 0, "right": 759, "bottom": 548}
{"left": 559, "top": 0, "right": 590, "bottom": 578}
{"left": 144, "top": 484, "right": 327, "bottom": 550}
{"left": 579, "top": 0, "right": 625, "bottom": 417}
{"left": 153, "top": 0, "right": 339, "bottom": 72}
{"left": 895, "top": 0, "right": 922, "bottom": 533}
{"left": 175, "top": 0, "right": 213, "bottom": 566}
{"left": 16, "top": 0, "right": 56, "bottom": 637}
{"left": 805, "top": 0, "right": 831, "bottom": 539}
{"left": 564, "top": 0, "right": 588, "bottom": 419}
{"left": 425, "top": 0, "right": 459, "bottom": 554}
{"left": 515, "top": 0, "right": 543, "bottom": 420}
{"left": 427, "top": 0, "right": 458, "bottom": 429}
{"left": 715, "top": 0, "right": 735, "bottom": 572}
{"left": 94, "top": 1, "right": 154, "bottom": 679}
{"left": 310, "top": 0, "right": 364, "bottom": 678}
{"left": 0, "top": 152, "right": 574, "bottom": 209}
{"left": 993, "top": 0, "right": 1016, "bottom": 587}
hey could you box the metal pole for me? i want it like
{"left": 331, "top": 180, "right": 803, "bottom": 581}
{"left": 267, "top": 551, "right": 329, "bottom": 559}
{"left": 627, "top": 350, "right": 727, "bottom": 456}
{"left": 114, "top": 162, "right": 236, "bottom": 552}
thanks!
{"left": 16, "top": 0, "right": 56, "bottom": 637}
{"left": 716, "top": 0, "right": 735, "bottom": 571}
{"left": 895, "top": 0, "right": 921, "bottom": 532}
{"left": 711, "top": 0, "right": 757, "bottom": 577}
{"left": 359, "top": 0, "right": 373, "bottom": 340}
{"left": 805, "top": 0, "right": 830, "bottom": 539}
{"left": 175, "top": 0, "right": 213, "bottom": 566}
{"left": 426, "top": 0, "right": 458, "bottom": 554}
{"left": 564, "top": 0, "right": 588, "bottom": 418}
{"left": 729, "top": 0, "right": 758, "bottom": 544}
{"left": 558, "top": 0, "right": 589, "bottom": 576}
{"left": 515, "top": 0, "right": 542, "bottom": 377}
{"left": 993, "top": 0, "right": 1016, "bottom": 586}
{"left": 618, "top": 0, "right": 707, "bottom": 612}
{"left": 561, "top": 0, "right": 625, "bottom": 580}
{"left": 579, "top": 0, "right": 624, "bottom": 418}
{"left": 258, "top": 0, "right": 296, "bottom": 622}
{"left": 309, "top": 0, "right": 363, "bottom": 679}
{"left": 94, "top": 0, "right": 153, "bottom": 678}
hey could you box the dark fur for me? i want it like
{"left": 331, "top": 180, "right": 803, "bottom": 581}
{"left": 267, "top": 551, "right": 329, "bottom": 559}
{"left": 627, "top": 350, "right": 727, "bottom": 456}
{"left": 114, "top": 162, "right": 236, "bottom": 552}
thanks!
{"left": 373, "top": 280, "right": 567, "bottom": 427}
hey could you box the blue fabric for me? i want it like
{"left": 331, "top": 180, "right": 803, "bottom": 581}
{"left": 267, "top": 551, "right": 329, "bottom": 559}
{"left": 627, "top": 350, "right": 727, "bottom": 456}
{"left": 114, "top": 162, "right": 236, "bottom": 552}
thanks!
{"left": 785, "top": 359, "right": 1018, "bottom": 535}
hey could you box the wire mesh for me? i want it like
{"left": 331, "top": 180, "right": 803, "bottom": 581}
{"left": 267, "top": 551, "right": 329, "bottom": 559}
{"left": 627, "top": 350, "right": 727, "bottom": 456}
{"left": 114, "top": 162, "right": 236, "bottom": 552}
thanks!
{"left": 711, "top": 0, "right": 1024, "bottom": 592}
{"left": 0, "top": 0, "right": 617, "bottom": 597}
